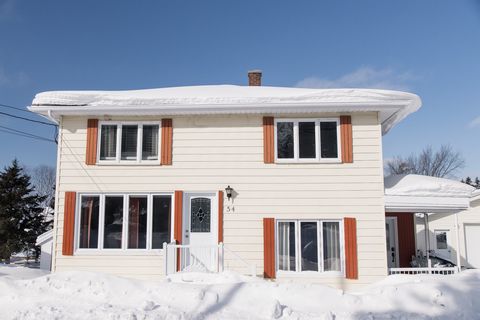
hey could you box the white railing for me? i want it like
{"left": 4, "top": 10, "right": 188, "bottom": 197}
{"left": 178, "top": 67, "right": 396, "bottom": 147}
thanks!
{"left": 164, "top": 242, "right": 257, "bottom": 277}
{"left": 389, "top": 267, "right": 457, "bottom": 275}
{"left": 164, "top": 242, "right": 224, "bottom": 275}
{"left": 223, "top": 245, "right": 256, "bottom": 277}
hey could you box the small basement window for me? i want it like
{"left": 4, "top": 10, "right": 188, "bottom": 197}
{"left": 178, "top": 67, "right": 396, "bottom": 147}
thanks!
{"left": 275, "top": 118, "right": 341, "bottom": 162}
{"left": 98, "top": 122, "right": 160, "bottom": 164}
{"left": 277, "top": 220, "right": 343, "bottom": 273}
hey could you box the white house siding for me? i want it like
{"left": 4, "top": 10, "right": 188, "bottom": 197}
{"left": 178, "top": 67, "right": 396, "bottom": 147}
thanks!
{"left": 415, "top": 198, "right": 480, "bottom": 268}
{"left": 53, "top": 112, "right": 387, "bottom": 289}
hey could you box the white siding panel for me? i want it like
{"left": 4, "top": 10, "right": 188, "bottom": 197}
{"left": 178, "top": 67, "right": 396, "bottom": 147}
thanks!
{"left": 54, "top": 113, "right": 387, "bottom": 289}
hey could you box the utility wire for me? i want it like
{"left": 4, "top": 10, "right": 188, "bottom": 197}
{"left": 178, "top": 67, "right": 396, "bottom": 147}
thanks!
{"left": 0, "top": 128, "right": 55, "bottom": 143}
{"left": 0, "top": 103, "right": 36, "bottom": 114}
{"left": 0, "top": 124, "right": 56, "bottom": 143}
{"left": 0, "top": 110, "right": 57, "bottom": 126}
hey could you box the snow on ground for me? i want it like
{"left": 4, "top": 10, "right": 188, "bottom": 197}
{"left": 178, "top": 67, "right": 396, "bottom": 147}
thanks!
{"left": 0, "top": 266, "right": 479, "bottom": 320}
{"left": 0, "top": 263, "right": 48, "bottom": 280}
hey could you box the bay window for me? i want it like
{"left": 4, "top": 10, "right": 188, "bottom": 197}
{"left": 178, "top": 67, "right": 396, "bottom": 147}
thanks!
{"left": 275, "top": 118, "right": 341, "bottom": 162}
{"left": 76, "top": 193, "right": 172, "bottom": 251}
{"left": 277, "top": 220, "right": 343, "bottom": 273}
{"left": 98, "top": 122, "right": 160, "bottom": 164}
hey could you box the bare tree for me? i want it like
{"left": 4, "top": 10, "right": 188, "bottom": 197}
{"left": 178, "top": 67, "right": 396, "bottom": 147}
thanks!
{"left": 386, "top": 145, "right": 465, "bottom": 178}
{"left": 28, "top": 165, "right": 56, "bottom": 208}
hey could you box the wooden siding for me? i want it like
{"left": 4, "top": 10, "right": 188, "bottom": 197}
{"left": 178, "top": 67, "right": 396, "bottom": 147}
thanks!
{"left": 85, "top": 119, "right": 98, "bottom": 165}
{"left": 62, "top": 191, "right": 76, "bottom": 256}
{"left": 344, "top": 217, "right": 358, "bottom": 279}
{"left": 340, "top": 115, "right": 353, "bottom": 163}
{"left": 52, "top": 113, "right": 387, "bottom": 290}
{"left": 263, "top": 218, "right": 275, "bottom": 279}
{"left": 263, "top": 116, "right": 274, "bottom": 163}
{"left": 386, "top": 212, "right": 415, "bottom": 268}
{"left": 161, "top": 119, "right": 173, "bottom": 165}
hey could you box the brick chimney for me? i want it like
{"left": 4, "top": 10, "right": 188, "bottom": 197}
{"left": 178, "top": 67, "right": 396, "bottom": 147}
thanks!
{"left": 248, "top": 70, "right": 262, "bottom": 86}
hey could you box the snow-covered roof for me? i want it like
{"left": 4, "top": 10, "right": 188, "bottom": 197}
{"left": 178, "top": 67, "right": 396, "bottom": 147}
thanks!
{"left": 384, "top": 174, "right": 475, "bottom": 213}
{"left": 29, "top": 85, "right": 421, "bottom": 134}
{"left": 35, "top": 229, "right": 53, "bottom": 246}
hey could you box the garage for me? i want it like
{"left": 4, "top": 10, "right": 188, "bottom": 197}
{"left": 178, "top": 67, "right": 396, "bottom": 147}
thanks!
{"left": 465, "top": 224, "right": 480, "bottom": 268}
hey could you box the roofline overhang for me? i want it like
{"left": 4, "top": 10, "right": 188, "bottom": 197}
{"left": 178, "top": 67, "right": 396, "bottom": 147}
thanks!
{"left": 28, "top": 101, "right": 415, "bottom": 135}
{"left": 385, "top": 195, "right": 470, "bottom": 213}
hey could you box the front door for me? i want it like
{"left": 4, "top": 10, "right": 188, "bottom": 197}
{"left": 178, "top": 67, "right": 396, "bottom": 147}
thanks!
{"left": 182, "top": 193, "right": 218, "bottom": 271}
{"left": 385, "top": 217, "right": 399, "bottom": 268}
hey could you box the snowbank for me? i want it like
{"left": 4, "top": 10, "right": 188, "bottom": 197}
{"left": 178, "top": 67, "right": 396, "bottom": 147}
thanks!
{"left": 0, "top": 266, "right": 479, "bottom": 319}
{"left": 0, "top": 264, "right": 48, "bottom": 280}
{"left": 385, "top": 174, "right": 475, "bottom": 198}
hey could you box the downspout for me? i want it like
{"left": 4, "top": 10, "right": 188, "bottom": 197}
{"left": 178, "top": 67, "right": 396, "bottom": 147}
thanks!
{"left": 47, "top": 110, "right": 59, "bottom": 125}
{"left": 454, "top": 212, "right": 462, "bottom": 273}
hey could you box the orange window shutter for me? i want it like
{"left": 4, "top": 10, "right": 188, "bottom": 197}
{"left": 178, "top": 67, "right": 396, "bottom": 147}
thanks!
{"left": 63, "top": 191, "right": 77, "bottom": 256}
{"left": 263, "top": 117, "right": 274, "bottom": 164}
{"left": 161, "top": 119, "right": 173, "bottom": 165}
{"left": 340, "top": 115, "right": 353, "bottom": 163}
{"left": 218, "top": 191, "right": 224, "bottom": 243}
{"left": 344, "top": 217, "right": 358, "bottom": 279}
{"left": 263, "top": 217, "right": 276, "bottom": 279}
{"left": 85, "top": 119, "right": 99, "bottom": 165}
{"left": 174, "top": 190, "right": 183, "bottom": 244}
{"left": 174, "top": 190, "right": 183, "bottom": 272}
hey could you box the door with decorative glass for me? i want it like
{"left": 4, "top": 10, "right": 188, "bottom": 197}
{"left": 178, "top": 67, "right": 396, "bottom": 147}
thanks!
{"left": 182, "top": 193, "right": 218, "bottom": 272}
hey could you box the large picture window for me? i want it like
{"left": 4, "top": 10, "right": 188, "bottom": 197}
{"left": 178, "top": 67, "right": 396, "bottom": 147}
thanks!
{"left": 277, "top": 220, "right": 343, "bottom": 273}
{"left": 98, "top": 122, "right": 160, "bottom": 164}
{"left": 275, "top": 118, "right": 341, "bottom": 162}
{"left": 76, "top": 193, "right": 172, "bottom": 251}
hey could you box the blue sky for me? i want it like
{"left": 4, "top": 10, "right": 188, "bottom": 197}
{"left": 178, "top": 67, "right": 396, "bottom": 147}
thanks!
{"left": 0, "top": 0, "right": 479, "bottom": 178}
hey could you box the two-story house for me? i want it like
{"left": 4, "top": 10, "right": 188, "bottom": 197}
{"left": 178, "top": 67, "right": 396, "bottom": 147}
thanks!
{"left": 29, "top": 71, "right": 421, "bottom": 290}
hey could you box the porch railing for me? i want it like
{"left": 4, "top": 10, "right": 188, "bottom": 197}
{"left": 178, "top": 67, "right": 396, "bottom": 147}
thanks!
{"left": 388, "top": 267, "right": 457, "bottom": 275}
{"left": 163, "top": 242, "right": 257, "bottom": 277}
{"left": 163, "top": 242, "right": 224, "bottom": 275}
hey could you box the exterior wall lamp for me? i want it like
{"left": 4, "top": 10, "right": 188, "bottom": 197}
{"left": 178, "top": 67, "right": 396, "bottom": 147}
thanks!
{"left": 225, "top": 185, "right": 233, "bottom": 200}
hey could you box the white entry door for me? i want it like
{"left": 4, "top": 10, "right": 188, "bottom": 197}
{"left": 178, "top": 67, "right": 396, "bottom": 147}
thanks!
{"left": 465, "top": 224, "right": 480, "bottom": 268}
{"left": 182, "top": 193, "right": 218, "bottom": 272}
{"left": 385, "top": 217, "right": 399, "bottom": 268}
{"left": 434, "top": 229, "right": 451, "bottom": 261}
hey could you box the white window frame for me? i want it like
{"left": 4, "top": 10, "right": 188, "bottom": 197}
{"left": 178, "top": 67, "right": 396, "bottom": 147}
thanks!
{"left": 97, "top": 121, "right": 161, "bottom": 165}
{"left": 275, "top": 219, "right": 345, "bottom": 276}
{"left": 74, "top": 192, "right": 174, "bottom": 255}
{"left": 274, "top": 118, "right": 342, "bottom": 163}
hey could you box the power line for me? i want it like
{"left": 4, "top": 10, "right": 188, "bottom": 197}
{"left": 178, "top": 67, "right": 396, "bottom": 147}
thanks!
{"left": 0, "top": 103, "right": 35, "bottom": 114}
{"left": 0, "top": 110, "right": 57, "bottom": 126}
{"left": 0, "top": 125, "right": 56, "bottom": 143}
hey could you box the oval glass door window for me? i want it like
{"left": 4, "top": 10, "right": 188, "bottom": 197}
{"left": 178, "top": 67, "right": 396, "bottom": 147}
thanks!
{"left": 191, "top": 197, "right": 211, "bottom": 232}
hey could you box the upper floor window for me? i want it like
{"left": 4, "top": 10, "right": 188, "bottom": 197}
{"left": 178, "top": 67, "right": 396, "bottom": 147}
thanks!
{"left": 275, "top": 118, "right": 341, "bottom": 162}
{"left": 98, "top": 122, "right": 160, "bottom": 164}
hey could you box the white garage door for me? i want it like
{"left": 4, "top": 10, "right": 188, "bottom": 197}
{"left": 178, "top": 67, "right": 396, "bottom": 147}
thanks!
{"left": 465, "top": 224, "right": 480, "bottom": 268}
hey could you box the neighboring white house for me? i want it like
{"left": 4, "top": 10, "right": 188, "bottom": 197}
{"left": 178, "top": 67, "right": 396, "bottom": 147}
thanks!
{"left": 36, "top": 229, "right": 53, "bottom": 271}
{"left": 384, "top": 174, "right": 477, "bottom": 272}
{"left": 29, "top": 71, "right": 422, "bottom": 290}
{"left": 414, "top": 188, "right": 480, "bottom": 269}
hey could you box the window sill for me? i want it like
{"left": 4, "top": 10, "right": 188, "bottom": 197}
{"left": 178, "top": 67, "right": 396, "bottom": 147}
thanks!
{"left": 74, "top": 249, "right": 165, "bottom": 256}
{"left": 274, "top": 159, "right": 342, "bottom": 164}
{"left": 276, "top": 270, "right": 345, "bottom": 278}
{"left": 95, "top": 162, "right": 161, "bottom": 166}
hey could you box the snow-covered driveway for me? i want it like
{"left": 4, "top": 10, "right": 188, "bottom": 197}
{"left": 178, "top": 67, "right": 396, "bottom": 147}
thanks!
{"left": 0, "top": 266, "right": 479, "bottom": 319}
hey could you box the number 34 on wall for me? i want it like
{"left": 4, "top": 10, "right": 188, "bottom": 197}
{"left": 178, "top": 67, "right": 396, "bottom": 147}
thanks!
{"left": 225, "top": 205, "right": 235, "bottom": 213}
